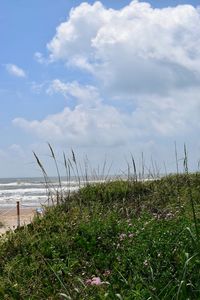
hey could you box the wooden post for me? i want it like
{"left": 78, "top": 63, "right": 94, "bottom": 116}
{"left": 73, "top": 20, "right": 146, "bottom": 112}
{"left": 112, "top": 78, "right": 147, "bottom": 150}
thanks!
{"left": 17, "top": 201, "right": 20, "bottom": 228}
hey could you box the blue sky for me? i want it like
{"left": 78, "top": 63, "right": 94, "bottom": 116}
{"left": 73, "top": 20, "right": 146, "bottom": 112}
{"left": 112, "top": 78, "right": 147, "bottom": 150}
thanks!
{"left": 1, "top": 0, "right": 200, "bottom": 177}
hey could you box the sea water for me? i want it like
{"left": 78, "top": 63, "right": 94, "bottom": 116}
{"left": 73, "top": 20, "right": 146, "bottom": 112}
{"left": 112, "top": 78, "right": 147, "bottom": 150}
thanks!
{"left": 0, "top": 177, "right": 80, "bottom": 208}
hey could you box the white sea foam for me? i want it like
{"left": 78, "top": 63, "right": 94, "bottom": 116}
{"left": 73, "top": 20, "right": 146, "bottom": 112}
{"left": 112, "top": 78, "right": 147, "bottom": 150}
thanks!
{"left": 0, "top": 177, "right": 107, "bottom": 209}
{"left": 0, "top": 177, "right": 81, "bottom": 209}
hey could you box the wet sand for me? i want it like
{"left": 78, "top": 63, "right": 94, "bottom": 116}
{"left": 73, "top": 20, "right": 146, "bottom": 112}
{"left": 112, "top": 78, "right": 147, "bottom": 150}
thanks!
{"left": 0, "top": 207, "right": 36, "bottom": 235}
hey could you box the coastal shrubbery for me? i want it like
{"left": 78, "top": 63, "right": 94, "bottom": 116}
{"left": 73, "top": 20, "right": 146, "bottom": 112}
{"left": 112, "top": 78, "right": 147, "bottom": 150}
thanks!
{"left": 0, "top": 172, "right": 200, "bottom": 299}
{"left": 0, "top": 146, "right": 200, "bottom": 299}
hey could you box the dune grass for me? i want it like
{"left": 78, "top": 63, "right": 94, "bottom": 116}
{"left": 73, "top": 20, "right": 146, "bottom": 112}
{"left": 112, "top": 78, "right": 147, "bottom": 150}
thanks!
{"left": 0, "top": 173, "right": 200, "bottom": 299}
{"left": 0, "top": 147, "right": 200, "bottom": 299}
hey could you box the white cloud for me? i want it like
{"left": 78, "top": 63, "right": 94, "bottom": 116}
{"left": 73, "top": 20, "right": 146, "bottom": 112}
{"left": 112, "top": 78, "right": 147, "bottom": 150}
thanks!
{"left": 131, "top": 88, "right": 200, "bottom": 137}
{"left": 47, "top": 1, "right": 200, "bottom": 95}
{"left": 13, "top": 80, "right": 200, "bottom": 148}
{"left": 5, "top": 64, "right": 26, "bottom": 78}
{"left": 42, "top": 1, "right": 200, "bottom": 149}
{"left": 47, "top": 79, "right": 101, "bottom": 106}
{"left": 13, "top": 83, "right": 133, "bottom": 146}
{"left": 13, "top": 105, "right": 132, "bottom": 147}
{"left": 13, "top": 1, "right": 200, "bottom": 172}
{"left": 47, "top": 2, "right": 108, "bottom": 63}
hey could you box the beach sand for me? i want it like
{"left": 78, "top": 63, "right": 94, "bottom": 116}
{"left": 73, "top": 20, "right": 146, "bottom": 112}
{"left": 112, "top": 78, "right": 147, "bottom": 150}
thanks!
{"left": 0, "top": 207, "right": 36, "bottom": 235}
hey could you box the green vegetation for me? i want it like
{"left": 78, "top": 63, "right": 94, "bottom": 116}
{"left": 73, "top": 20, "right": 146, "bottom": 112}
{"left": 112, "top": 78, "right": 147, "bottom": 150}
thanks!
{"left": 0, "top": 172, "right": 200, "bottom": 299}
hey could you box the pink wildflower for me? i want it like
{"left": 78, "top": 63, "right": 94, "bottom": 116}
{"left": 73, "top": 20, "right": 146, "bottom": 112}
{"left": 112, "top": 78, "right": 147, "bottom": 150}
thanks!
{"left": 91, "top": 277, "right": 102, "bottom": 285}
{"left": 86, "top": 277, "right": 102, "bottom": 286}
{"left": 85, "top": 279, "right": 92, "bottom": 285}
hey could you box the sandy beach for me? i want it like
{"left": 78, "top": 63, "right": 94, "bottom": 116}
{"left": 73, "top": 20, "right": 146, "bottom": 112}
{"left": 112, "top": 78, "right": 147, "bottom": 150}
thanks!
{"left": 0, "top": 207, "right": 36, "bottom": 235}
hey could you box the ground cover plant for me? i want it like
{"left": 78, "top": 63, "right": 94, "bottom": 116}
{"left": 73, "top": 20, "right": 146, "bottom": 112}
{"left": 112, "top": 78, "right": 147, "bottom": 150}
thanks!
{"left": 0, "top": 148, "right": 200, "bottom": 299}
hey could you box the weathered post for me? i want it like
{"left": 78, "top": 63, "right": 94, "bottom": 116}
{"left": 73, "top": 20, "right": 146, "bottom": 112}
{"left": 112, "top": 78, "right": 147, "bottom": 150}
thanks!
{"left": 17, "top": 201, "right": 20, "bottom": 228}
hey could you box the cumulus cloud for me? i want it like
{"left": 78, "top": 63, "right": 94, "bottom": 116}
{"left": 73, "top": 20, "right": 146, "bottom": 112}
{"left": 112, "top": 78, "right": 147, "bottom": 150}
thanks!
{"left": 43, "top": 1, "right": 200, "bottom": 147}
{"left": 47, "top": 1, "right": 200, "bottom": 95}
{"left": 14, "top": 1, "right": 200, "bottom": 169}
{"left": 47, "top": 79, "right": 101, "bottom": 106}
{"left": 5, "top": 64, "right": 26, "bottom": 78}
{"left": 131, "top": 88, "right": 200, "bottom": 137}
{"left": 13, "top": 80, "right": 200, "bottom": 148}
{"left": 47, "top": 2, "right": 107, "bottom": 63}
{"left": 13, "top": 82, "right": 133, "bottom": 146}
{"left": 13, "top": 106, "right": 132, "bottom": 146}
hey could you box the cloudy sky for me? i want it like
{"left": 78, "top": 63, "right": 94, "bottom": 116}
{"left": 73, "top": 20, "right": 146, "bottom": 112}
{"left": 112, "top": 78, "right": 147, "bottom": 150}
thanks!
{"left": 1, "top": 0, "right": 200, "bottom": 177}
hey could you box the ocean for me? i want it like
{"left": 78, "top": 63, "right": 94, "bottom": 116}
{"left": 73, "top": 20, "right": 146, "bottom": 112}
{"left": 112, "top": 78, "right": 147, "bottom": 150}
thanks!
{"left": 0, "top": 175, "right": 150, "bottom": 209}
{"left": 0, "top": 177, "right": 80, "bottom": 209}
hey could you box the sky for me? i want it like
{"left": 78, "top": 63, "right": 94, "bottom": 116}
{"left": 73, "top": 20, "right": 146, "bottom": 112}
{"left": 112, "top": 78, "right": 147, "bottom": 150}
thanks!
{"left": 1, "top": 0, "right": 200, "bottom": 178}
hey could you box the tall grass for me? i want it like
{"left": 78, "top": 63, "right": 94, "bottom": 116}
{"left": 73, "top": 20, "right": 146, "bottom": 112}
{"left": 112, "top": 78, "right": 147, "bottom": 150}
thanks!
{"left": 183, "top": 144, "right": 199, "bottom": 241}
{"left": 0, "top": 144, "right": 199, "bottom": 299}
